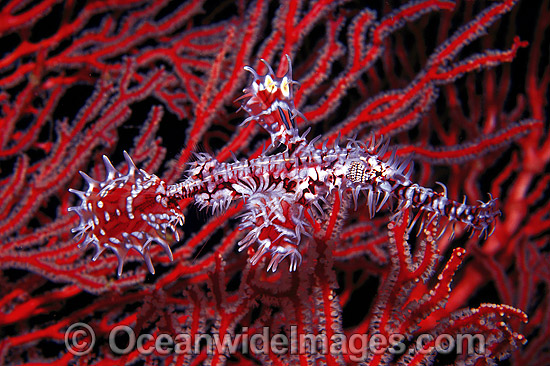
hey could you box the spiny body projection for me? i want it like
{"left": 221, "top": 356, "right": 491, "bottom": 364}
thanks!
{"left": 69, "top": 55, "right": 499, "bottom": 275}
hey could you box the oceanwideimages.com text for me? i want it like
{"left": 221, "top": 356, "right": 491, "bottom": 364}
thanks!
{"left": 65, "top": 322, "right": 487, "bottom": 360}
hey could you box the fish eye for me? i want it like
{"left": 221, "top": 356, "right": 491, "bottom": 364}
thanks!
{"left": 281, "top": 78, "right": 290, "bottom": 98}
{"left": 264, "top": 75, "right": 276, "bottom": 93}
